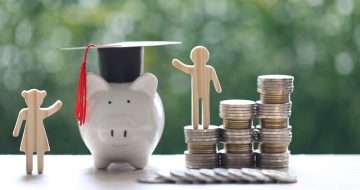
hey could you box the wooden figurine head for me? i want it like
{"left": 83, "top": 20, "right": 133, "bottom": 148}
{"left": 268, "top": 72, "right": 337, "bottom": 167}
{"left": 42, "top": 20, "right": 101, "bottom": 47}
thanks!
{"left": 190, "top": 46, "right": 209, "bottom": 66}
{"left": 21, "top": 89, "right": 47, "bottom": 107}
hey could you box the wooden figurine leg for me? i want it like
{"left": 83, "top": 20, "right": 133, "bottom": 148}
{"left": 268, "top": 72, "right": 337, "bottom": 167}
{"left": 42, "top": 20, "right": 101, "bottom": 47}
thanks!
{"left": 192, "top": 96, "right": 199, "bottom": 129}
{"left": 26, "top": 152, "right": 33, "bottom": 174}
{"left": 202, "top": 97, "right": 210, "bottom": 129}
{"left": 37, "top": 152, "right": 44, "bottom": 174}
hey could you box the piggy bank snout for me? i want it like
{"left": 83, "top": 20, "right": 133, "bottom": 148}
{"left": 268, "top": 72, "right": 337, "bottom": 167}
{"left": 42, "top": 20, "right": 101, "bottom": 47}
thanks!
{"left": 98, "top": 118, "right": 139, "bottom": 146}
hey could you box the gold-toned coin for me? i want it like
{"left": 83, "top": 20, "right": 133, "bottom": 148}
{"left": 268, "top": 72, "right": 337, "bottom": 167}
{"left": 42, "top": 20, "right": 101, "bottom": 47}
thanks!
{"left": 224, "top": 144, "right": 253, "bottom": 154}
{"left": 260, "top": 118, "right": 288, "bottom": 129}
{"left": 187, "top": 144, "right": 217, "bottom": 154}
{"left": 260, "top": 93, "right": 290, "bottom": 104}
{"left": 259, "top": 143, "right": 288, "bottom": 153}
{"left": 223, "top": 119, "right": 253, "bottom": 129}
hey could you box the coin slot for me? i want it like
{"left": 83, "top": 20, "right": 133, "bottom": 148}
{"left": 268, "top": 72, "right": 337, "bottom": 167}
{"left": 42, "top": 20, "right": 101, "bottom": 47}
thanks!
{"left": 111, "top": 129, "right": 114, "bottom": 137}
{"left": 124, "top": 130, "right": 127, "bottom": 138}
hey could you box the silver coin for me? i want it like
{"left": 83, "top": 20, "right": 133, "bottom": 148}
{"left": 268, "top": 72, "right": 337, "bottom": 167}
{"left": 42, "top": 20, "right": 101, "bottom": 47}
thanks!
{"left": 261, "top": 169, "right": 297, "bottom": 183}
{"left": 241, "top": 168, "right": 273, "bottom": 182}
{"left": 199, "top": 169, "right": 231, "bottom": 182}
{"left": 184, "top": 169, "right": 216, "bottom": 183}
{"left": 256, "top": 101, "right": 292, "bottom": 107}
{"left": 220, "top": 112, "right": 255, "bottom": 117}
{"left": 223, "top": 139, "right": 253, "bottom": 144}
{"left": 137, "top": 173, "right": 172, "bottom": 184}
{"left": 220, "top": 99, "right": 256, "bottom": 106}
{"left": 220, "top": 107, "right": 255, "bottom": 111}
{"left": 155, "top": 170, "right": 191, "bottom": 183}
{"left": 213, "top": 168, "right": 239, "bottom": 181}
{"left": 220, "top": 115, "right": 254, "bottom": 120}
{"left": 228, "top": 169, "right": 258, "bottom": 182}
{"left": 170, "top": 169, "right": 195, "bottom": 182}
{"left": 260, "top": 131, "right": 292, "bottom": 135}
{"left": 257, "top": 125, "right": 292, "bottom": 131}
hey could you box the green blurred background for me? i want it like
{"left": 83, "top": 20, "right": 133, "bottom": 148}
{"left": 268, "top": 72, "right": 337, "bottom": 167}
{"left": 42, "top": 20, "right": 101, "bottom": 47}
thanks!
{"left": 0, "top": 0, "right": 359, "bottom": 154}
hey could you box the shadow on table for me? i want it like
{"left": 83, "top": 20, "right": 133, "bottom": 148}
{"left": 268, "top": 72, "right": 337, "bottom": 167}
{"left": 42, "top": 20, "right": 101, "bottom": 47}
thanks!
{"left": 83, "top": 163, "right": 146, "bottom": 183}
{"left": 21, "top": 174, "right": 46, "bottom": 182}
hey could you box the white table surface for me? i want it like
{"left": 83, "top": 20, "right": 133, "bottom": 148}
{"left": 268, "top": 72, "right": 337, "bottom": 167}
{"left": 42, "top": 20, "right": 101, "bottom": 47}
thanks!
{"left": 1, "top": 154, "right": 359, "bottom": 190}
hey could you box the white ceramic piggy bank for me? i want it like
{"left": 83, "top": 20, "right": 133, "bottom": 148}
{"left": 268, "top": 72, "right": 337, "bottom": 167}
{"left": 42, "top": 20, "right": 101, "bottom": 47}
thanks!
{"left": 79, "top": 72, "right": 164, "bottom": 169}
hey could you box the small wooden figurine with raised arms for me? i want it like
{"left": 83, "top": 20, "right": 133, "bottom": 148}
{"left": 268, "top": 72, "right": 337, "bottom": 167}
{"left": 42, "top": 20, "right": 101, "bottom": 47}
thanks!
{"left": 172, "top": 46, "right": 222, "bottom": 129}
{"left": 12, "top": 89, "right": 62, "bottom": 174}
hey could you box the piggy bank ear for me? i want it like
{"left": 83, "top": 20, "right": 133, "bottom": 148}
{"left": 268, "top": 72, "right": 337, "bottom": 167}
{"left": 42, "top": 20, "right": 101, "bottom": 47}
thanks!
{"left": 87, "top": 73, "right": 109, "bottom": 99}
{"left": 130, "top": 73, "right": 158, "bottom": 98}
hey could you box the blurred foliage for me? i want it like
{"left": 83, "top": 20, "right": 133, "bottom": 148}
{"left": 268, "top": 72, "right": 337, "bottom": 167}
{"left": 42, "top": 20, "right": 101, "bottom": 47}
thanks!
{"left": 0, "top": 0, "right": 359, "bottom": 154}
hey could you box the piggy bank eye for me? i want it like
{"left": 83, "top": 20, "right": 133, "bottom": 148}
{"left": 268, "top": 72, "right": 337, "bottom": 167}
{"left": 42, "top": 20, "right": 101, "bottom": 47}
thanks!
{"left": 127, "top": 100, "right": 131, "bottom": 103}
{"left": 108, "top": 101, "right": 112, "bottom": 104}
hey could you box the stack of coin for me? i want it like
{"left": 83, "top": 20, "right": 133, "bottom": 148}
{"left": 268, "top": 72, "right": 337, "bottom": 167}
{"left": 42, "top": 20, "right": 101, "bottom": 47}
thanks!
{"left": 219, "top": 100, "right": 256, "bottom": 129}
{"left": 256, "top": 151, "right": 291, "bottom": 169}
{"left": 256, "top": 75, "right": 294, "bottom": 169}
{"left": 184, "top": 125, "right": 220, "bottom": 169}
{"left": 219, "top": 99, "right": 256, "bottom": 168}
{"left": 257, "top": 75, "right": 294, "bottom": 104}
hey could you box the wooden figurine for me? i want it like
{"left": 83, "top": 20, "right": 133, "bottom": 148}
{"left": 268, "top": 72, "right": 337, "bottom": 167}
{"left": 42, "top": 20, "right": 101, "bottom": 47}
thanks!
{"left": 172, "top": 46, "right": 222, "bottom": 129}
{"left": 12, "top": 89, "right": 62, "bottom": 174}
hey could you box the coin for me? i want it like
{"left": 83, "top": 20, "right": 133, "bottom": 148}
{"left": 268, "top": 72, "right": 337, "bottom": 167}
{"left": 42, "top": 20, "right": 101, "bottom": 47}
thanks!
{"left": 221, "top": 152, "right": 254, "bottom": 168}
{"left": 261, "top": 169, "right": 297, "bottom": 183}
{"left": 185, "top": 151, "right": 219, "bottom": 169}
{"left": 137, "top": 174, "right": 171, "bottom": 184}
{"left": 260, "top": 118, "right": 289, "bottom": 129}
{"left": 257, "top": 75, "right": 294, "bottom": 94}
{"left": 170, "top": 169, "right": 196, "bottom": 182}
{"left": 219, "top": 100, "right": 256, "bottom": 120}
{"left": 220, "top": 99, "right": 256, "bottom": 108}
{"left": 184, "top": 169, "right": 215, "bottom": 183}
{"left": 241, "top": 168, "right": 273, "bottom": 182}
{"left": 155, "top": 170, "right": 191, "bottom": 183}
{"left": 259, "top": 143, "right": 289, "bottom": 153}
{"left": 223, "top": 119, "right": 253, "bottom": 129}
{"left": 224, "top": 144, "right": 253, "bottom": 154}
{"left": 260, "top": 93, "right": 290, "bottom": 104}
{"left": 187, "top": 144, "right": 217, "bottom": 154}
{"left": 200, "top": 169, "right": 232, "bottom": 182}
{"left": 213, "top": 168, "right": 239, "bottom": 181}
{"left": 256, "top": 151, "right": 290, "bottom": 169}
{"left": 184, "top": 125, "right": 220, "bottom": 144}
{"left": 228, "top": 169, "right": 258, "bottom": 182}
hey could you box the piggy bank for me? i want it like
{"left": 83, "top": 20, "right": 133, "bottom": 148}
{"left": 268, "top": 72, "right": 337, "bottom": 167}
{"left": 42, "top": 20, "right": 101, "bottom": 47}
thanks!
{"left": 79, "top": 72, "right": 164, "bottom": 169}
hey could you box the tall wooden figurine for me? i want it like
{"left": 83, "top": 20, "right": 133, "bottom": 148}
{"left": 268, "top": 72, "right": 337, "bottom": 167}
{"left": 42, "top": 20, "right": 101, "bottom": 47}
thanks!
{"left": 172, "top": 46, "right": 222, "bottom": 129}
{"left": 12, "top": 89, "right": 62, "bottom": 174}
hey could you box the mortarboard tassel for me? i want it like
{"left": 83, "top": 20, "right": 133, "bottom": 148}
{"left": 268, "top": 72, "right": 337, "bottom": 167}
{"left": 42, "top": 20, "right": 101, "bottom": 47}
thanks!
{"left": 75, "top": 44, "right": 94, "bottom": 126}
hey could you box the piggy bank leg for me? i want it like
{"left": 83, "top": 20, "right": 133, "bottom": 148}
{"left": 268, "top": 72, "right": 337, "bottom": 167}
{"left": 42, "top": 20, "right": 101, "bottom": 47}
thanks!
{"left": 93, "top": 155, "right": 110, "bottom": 169}
{"left": 129, "top": 156, "right": 148, "bottom": 169}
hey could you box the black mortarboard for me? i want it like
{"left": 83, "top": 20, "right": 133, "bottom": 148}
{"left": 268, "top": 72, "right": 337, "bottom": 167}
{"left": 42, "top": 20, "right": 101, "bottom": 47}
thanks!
{"left": 64, "top": 41, "right": 181, "bottom": 83}
{"left": 63, "top": 41, "right": 181, "bottom": 125}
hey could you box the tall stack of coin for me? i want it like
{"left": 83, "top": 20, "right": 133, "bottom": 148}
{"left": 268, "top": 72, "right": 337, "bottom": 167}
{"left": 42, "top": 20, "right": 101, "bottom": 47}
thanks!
{"left": 219, "top": 100, "right": 256, "bottom": 168}
{"left": 256, "top": 75, "right": 294, "bottom": 169}
{"left": 184, "top": 125, "right": 220, "bottom": 169}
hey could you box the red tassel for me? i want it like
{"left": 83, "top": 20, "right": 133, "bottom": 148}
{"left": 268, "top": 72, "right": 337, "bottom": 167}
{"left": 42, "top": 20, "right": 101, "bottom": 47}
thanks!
{"left": 75, "top": 44, "right": 94, "bottom": 126}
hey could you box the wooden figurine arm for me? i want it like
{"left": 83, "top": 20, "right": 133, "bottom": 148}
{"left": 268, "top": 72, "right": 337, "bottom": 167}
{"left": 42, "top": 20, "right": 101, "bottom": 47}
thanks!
{"left": 13, "top": 109, "right": 26, "bottom": 137}
{"left": 43, "top": 100, "right": 62, "bottom": 118}
{"left": 211, "top": 67, "right": 222, "bottom": 93}
{"left": 172, "top": 59, "right": 193, "bottom": 74}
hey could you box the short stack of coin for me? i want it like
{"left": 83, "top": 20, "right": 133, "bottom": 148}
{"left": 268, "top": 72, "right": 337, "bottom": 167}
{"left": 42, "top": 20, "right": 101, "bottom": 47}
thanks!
{"left": 256, "top": 75, "right": 294, "bottom": 169}
{"left": 184, "top": 125, "right": 220, "bottom": 169}
{"left": 219, "top": 100, "right": 256, "bottom": 168}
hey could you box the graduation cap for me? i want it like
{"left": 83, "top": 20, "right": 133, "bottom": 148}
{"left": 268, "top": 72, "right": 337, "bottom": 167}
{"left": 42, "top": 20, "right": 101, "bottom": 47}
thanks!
{"left": 63, "top": 41, "right": 181, "bottom": 125}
